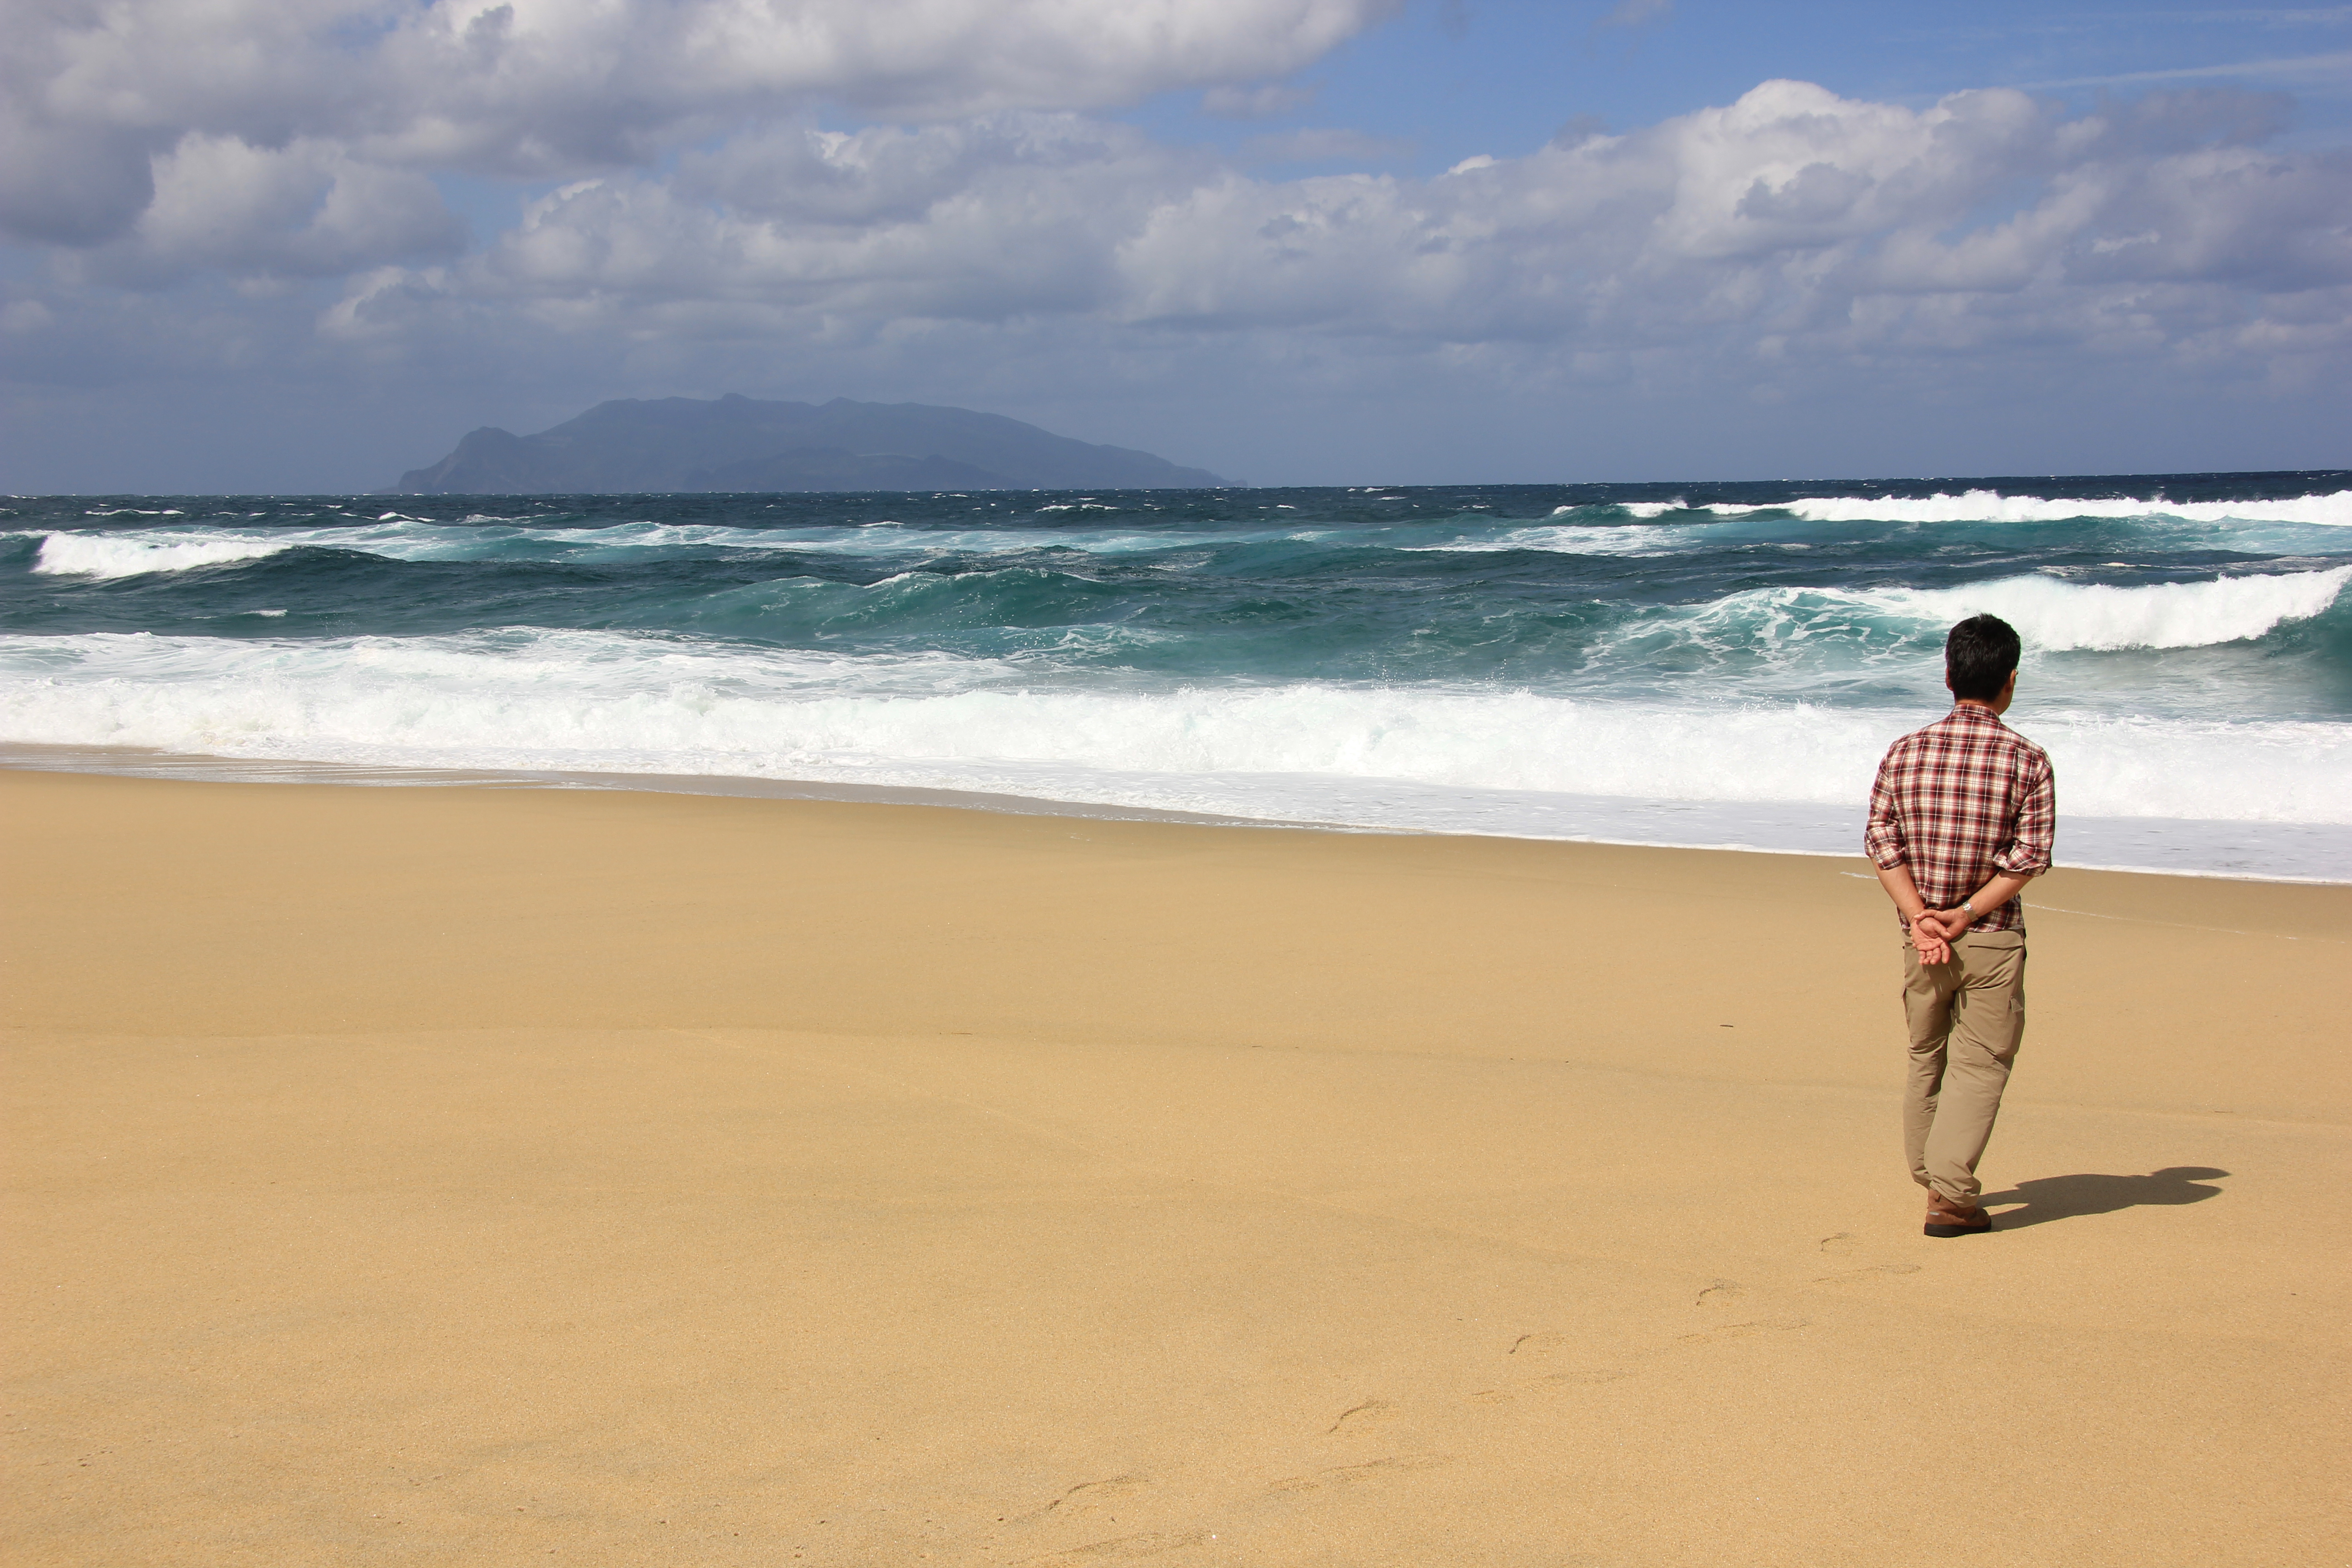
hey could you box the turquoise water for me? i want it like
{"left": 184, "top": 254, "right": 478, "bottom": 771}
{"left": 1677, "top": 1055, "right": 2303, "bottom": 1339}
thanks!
{"left": 5, "top": 473, "right": 2348, "bottom": 876}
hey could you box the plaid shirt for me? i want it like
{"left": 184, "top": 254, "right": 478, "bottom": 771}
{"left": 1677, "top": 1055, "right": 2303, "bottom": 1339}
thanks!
{"left": 1864, "top": 703, "right": 2055, "bottom": 934}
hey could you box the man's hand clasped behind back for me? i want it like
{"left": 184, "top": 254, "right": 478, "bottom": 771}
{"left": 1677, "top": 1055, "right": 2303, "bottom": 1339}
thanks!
{"left": 1908, "top": 910, "right": 1955, "bottom": 966}
{"left": 1907, "top": 864, "right": 2037, "bottom": 968}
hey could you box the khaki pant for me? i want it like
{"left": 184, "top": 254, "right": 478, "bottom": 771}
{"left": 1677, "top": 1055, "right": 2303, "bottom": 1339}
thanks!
{"left": 1901, "top": 929, "right": 2027, "bottom": 1206}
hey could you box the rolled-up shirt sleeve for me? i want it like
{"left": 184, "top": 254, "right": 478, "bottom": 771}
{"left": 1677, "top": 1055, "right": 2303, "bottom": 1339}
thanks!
{"left": 1990, "top": 754, "right": 2056, "bottom": 876}
{"left": 1864, "top": 751, "right": 1907, "bottom": 868}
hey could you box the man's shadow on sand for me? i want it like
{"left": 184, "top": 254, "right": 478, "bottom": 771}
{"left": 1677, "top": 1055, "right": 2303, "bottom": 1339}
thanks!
{"left": 1978, "top": 1166, "right": 2230, "bottom": 1230}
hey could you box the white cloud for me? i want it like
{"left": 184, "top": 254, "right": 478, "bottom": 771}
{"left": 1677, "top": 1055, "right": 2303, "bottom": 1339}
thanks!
{"left": 302, "top": 80, "right": 2345, "bottom": 376}
{"left": 77, "top": 136, "right": 468, "bottom": 284}
{"left": 2, "top": 0, "right": 1401, "bottom": 246}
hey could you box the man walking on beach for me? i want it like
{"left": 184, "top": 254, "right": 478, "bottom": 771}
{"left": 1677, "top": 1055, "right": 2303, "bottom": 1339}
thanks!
{"left": 1866, "top": 614, "right": 2054, "bottom": 1238}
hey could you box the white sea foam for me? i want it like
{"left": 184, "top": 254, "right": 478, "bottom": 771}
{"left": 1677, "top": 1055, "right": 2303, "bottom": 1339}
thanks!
{"left": 33, "top": 533, "right": 295, "bottom": 578}
{"left": 367, "top": 517, "right": 1280, "bottom": 560}
{"left": 1710, "top": 489, "right": 2352, "bottom": 527}
{"left": 1431, "top": 523, "right": 1695, "bottom": 555}
{"left": 33, "top": 489, "right": 2347, "bottom": 580}
{"left": 3, "top": 630, "right": 2344, "bottom": 828}
{"left": 1850, "top": 567, "right": 2350, "bottom": 651}
{"left": 20, "top": 516, "right": 1297, "bottom": 577}
{"left": 1651, "top": 568, "right": 2348, "bottom": 656}
{"left": 1582, "top": 569, "right": 2351, "bottom": 703}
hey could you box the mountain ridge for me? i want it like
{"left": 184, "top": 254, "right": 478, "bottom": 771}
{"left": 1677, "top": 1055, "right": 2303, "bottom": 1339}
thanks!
{"left": 393, "top": 394, "right": 1229, "bottom": 493}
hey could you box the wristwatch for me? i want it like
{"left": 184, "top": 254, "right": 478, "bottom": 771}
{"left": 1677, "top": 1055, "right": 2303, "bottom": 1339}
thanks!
{"left": 1960, "top": 898, "right": 1977, "bottom": 917}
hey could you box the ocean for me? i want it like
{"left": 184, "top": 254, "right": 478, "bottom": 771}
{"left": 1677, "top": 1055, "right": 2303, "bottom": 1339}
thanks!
{"left": 5, "top": 473, "right": 2348, "bottom": 880}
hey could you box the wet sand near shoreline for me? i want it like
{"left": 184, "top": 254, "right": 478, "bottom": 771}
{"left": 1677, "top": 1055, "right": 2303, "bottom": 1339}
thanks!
{"left": 4, "top": 769, "right": 2347, "bottom": 1565}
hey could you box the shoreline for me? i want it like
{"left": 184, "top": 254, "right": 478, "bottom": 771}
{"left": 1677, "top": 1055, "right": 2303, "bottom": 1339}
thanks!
{"left": 0, "top": 741, "right": 1303, "bottom": 830}
{"left": 5, "top": 741, "right": 2346, "bottom": 885}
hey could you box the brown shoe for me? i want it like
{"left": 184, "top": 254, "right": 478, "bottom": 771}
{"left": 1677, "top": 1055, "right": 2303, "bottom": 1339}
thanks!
{"left": 1925, "top": 1191, "right": 1991, "bottom": 1238}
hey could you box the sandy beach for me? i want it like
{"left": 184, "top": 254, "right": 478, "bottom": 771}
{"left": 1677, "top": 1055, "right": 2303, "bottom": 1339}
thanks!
{"left": 4, "top": 766, "right": 2346, "bottom": 1566}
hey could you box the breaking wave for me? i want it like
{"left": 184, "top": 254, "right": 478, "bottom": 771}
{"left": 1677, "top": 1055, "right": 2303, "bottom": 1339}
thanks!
{"left": 1712, "top": 489, "right": 2352, "bottom": 527}
{"left": 1688, "top": 567, "right": 2352, "bottom": 654}
{"left": 32, "top": 533, "right": 297, "bottom": 578}
{"left": 1, "top": 629, "right": 2345, "bottom": 826}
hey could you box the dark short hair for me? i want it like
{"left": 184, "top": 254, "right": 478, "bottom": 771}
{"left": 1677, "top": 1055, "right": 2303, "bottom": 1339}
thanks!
{"left": 1946, "top": 614, "right": 2021, "bottom": 701}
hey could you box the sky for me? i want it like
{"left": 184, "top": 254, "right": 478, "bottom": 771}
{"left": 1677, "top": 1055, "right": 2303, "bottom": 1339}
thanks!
{"left": 3, "top": 0, "right": 2348, "bottom": 492}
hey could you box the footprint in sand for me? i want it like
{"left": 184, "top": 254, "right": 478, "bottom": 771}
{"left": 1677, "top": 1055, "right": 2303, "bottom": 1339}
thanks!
{"left": 1327, "top": 1399, "right": 1399, "bottom": 1435}
{"left": 1017, "top": 1530, "right": 1207, "bottom": 1565}
{"left": 1694, "top": 1279, "right": 1744, "bottom": 1308}
{"left": 1468, "top": 1370, "right": 1632, "bottom": 1404}
{"left": 1678, "top": 1318, "right": 1807, "bottom": 1343}
{"left": 1818, "top": 1231, "right": 1859, "bottom": 1255}
{"left": 1507, "top": 1330, "right": 1577, "bottom": 1357}
{"left": 1810, "top": 1263, "right": 1922, "bottom": 1287}
{"left": 1265, "top": 1455, "right": 1450, "bottom": 1496}
{"left": 1026, "top": 1475, "right": 1152, "bottom": 1522}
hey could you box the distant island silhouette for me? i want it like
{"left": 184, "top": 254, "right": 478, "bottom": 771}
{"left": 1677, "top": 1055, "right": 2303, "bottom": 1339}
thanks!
{"left": 392, "top": 394, "right": 1229, "bottom": 494}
